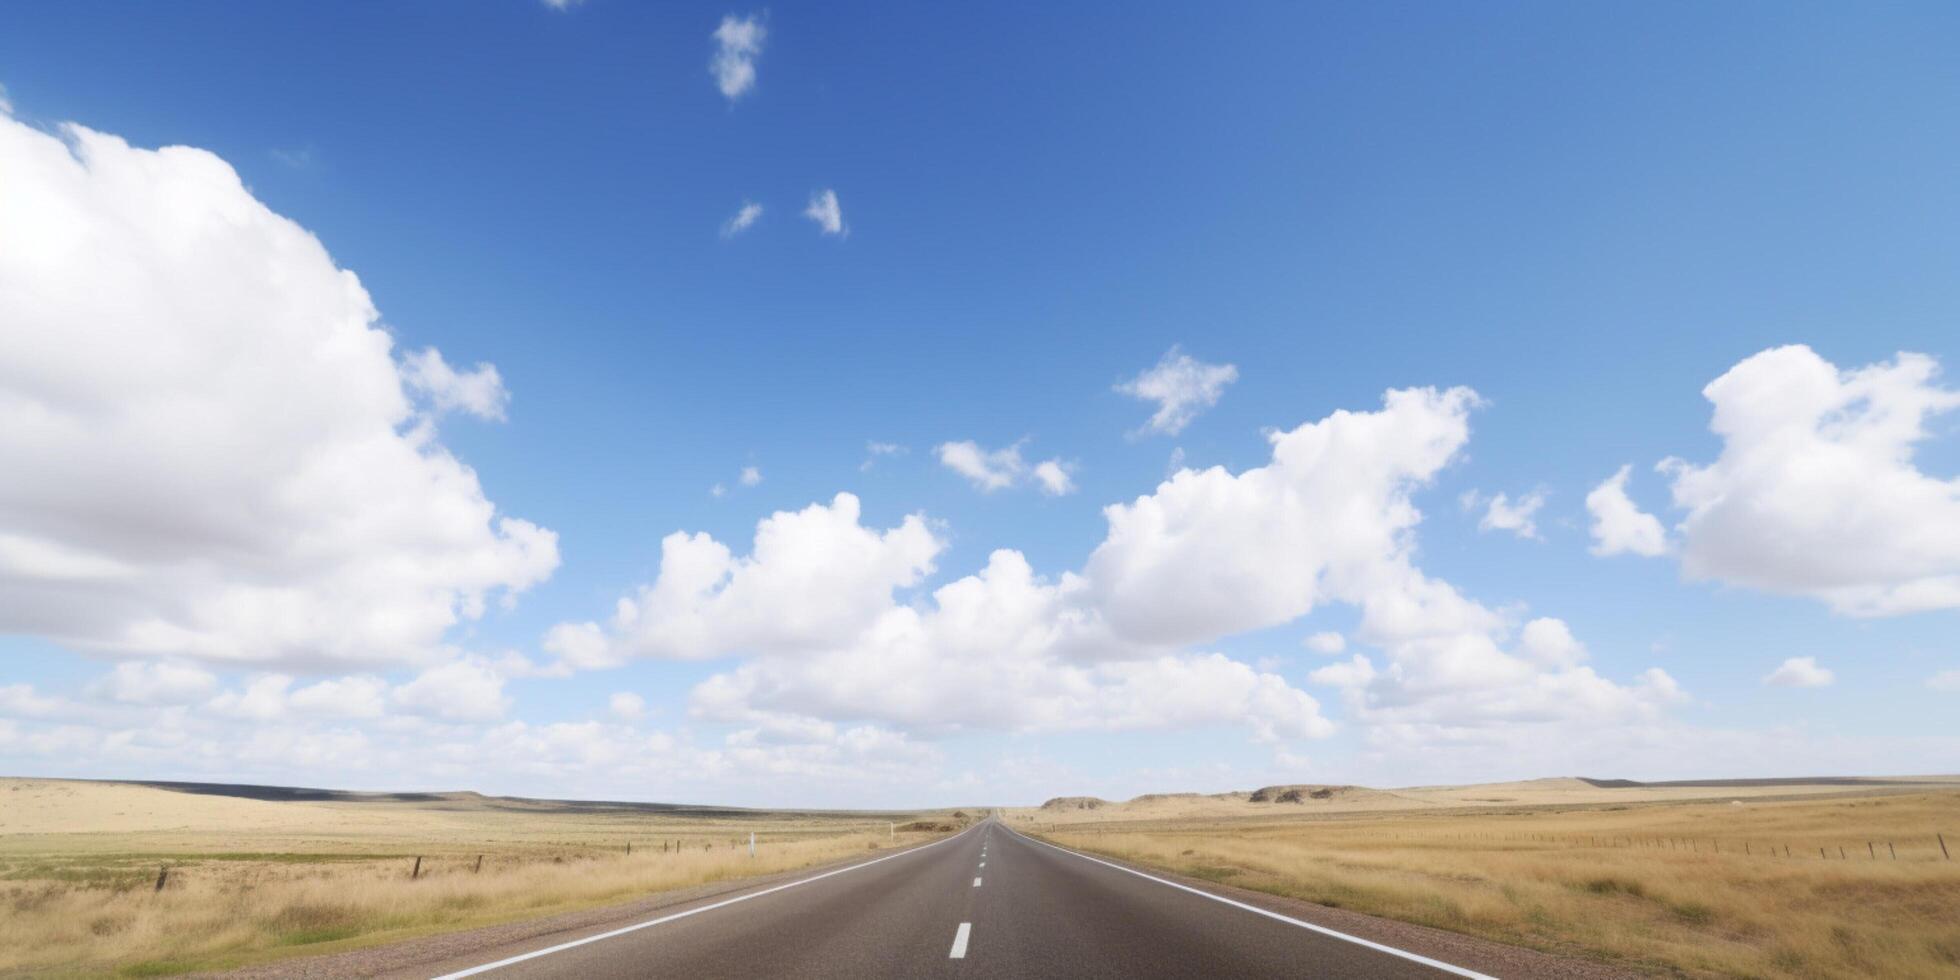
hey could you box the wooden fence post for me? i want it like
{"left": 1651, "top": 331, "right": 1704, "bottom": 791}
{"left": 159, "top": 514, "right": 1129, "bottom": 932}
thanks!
{"left": 154, "top": 865, "right": 169, "bottom": 892}
{"left": 411, "top": 856, "right": 422, "bottom": 879}
{"left": 1941, "top": 833, "right": 1951, "bottom": 860}
{"left": 1889, "top": 842, "right": 1897, "bottom": 859}
{"left": 474, "top": 854, "right": 483, "bottom": 873}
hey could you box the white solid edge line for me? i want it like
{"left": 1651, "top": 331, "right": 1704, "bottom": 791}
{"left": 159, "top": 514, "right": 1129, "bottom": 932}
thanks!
{"left": 949, "top": 921, "right": 972, "bottom": 958}
{"left": 1010, "top": 828, "right": 1495, "bottom": 980}
{"left": 431, "top": 823, "right": 979, "bottom": 979}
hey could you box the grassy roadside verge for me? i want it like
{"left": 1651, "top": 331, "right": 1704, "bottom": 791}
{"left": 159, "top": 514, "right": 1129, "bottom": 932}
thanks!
{"left": 1, "top": 786, "right": 970, "bottom": 978}
{"left": 1017, "top": 791, "right": 1960, "bottom": 978}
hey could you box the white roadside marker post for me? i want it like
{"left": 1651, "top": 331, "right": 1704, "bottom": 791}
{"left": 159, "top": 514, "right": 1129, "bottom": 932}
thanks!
{"left": 749, "top": 832, "right": 755, "bottom": 858}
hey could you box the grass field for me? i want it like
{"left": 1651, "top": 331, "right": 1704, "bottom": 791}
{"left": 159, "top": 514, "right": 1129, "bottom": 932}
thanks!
{"left": 1014, "top": 782, "right": 1960, "bottom": 979}
{"left": 0, "top": 778, "right": 962, "bottom": 977}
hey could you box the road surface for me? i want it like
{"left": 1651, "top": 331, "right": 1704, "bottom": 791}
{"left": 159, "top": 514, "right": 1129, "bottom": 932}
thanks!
{"left": 423, "top": 815, "right": 1492, "bottom": 979}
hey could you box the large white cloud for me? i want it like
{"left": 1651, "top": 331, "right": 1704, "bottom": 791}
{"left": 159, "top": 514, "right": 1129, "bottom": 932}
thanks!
{"left": 0, "top": 674, "right": 944, "bottom": 806}
{"left": 0, "top": 111, "right": 558, "bottom": 669}
{"left": 686, "top": 549, "right": 1328, "bottom": 741}
{"left": 1089, "top": 387, "right": 1478, "bottom": 647}
{"left": 1659, "top": 346, "right": 1960, "bottom": 616}
{"left": 558, "top": 385, "right": 1675, "bottom": 749}
{"left": 544, "top": 494, "right": 941, "bottom": 667}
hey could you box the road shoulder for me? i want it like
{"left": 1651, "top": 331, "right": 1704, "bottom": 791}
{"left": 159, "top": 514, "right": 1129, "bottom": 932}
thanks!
{"left": 1015, "top": 830, "right": 1647, "bottom": 980}
{"left": 197, "top": 835, "right": 961, "bottom": 980}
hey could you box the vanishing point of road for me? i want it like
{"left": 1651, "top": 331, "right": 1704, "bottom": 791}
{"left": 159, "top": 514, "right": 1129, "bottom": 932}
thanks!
{"left": 416, "top": 815, "right": 1494, "bottom": 980}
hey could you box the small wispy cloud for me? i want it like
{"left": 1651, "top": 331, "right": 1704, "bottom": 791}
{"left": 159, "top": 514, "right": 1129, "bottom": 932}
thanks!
{"left": 711, "top": 14, "right": 766, "bottom": 102}
{"left": 739, "top": 465, "right": 762, "bottom": 487}
{"left": 935, "top": 440, "right": 1075, "bottom": 495}
{"left": 1461, "top": 488, "right": 1547, "bottom": 540}
{"left": 1031, "top": 460, "right": 1076, "bottom": 496}
{"left": 804, "top": 189, "right": 846, "bottom": 237}
{"left": 861, "top": 441, "right": 907, "bottom": 471}
{"left": 1116, "top": 345, "right": 1237, "bottom": 436}
{"left": 269, "top": 146, "right": 316, "bottom": 169}
{"left": 541, "top": 0, "right": 584, "bottom": 9}
{"left": 721, "top": 201, "right": 764, "bottom": 238}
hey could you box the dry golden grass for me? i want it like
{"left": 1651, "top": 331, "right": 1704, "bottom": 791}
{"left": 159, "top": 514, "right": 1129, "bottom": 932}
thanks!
{"left": 1014, "top": 788, "right": 1960, "bottom": 979}
{"left": 1022, "top": 776, "right": 1960, "bottom": 825}
{"left": 0, "top": 779, "right": 959, "bottom": 977}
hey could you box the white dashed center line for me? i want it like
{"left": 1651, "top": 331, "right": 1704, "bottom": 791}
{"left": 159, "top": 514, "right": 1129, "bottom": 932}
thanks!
{"left": 973, "top": 876, "right": 982, "bottom": 887}
{"left": 949, "top": 922, "right": 972, "bottom": 959}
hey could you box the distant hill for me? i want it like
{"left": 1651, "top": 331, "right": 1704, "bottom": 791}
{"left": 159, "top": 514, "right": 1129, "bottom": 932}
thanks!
{"left": 1040, "top": 796, "right": 1111, "bottom": 811}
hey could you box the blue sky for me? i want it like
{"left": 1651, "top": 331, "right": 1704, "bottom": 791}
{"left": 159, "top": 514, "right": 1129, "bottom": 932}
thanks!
{"left": 1, "top": 2, "right": 1957, "bottom": 806}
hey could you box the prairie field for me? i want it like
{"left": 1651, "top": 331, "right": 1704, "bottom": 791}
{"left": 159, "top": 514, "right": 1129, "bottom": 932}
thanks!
{"left": 0, "top": 779, "right": 960, "bottom": 977}
{"left": 1015, "top": 780, "right": 1960, "bottom": 979}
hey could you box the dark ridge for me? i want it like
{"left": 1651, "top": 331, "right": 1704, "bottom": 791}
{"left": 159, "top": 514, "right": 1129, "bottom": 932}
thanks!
{"left": 127, "top": 780, "right": 459, "bottom": 803}
{"left": 1577, "top": 776, "right": 1932, "bottom": 789}
{"left": 116, "top": 780, "right": 915, "bottom": 817}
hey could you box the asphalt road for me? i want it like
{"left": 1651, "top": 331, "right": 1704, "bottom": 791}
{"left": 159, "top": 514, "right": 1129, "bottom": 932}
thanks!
{"left": 423, "top": 815, "right": 1492, "bottom": 979}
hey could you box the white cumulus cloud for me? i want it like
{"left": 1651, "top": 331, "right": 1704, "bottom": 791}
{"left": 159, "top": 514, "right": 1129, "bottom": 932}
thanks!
{"left": 609, "top": 691, "right": 646, "bottom": 720}
{"left": 289, "top": 675, "right": 389, "bottom": 719}
{"left": 1763, "top": 656, "right": 1835, "bottom": 688}
{"left": 1660, "top": 346, "right": 1960, "bottom": 616}
{"left": 392, "top": 658, "right": 511, "bottom": 722}
{"left": 0, "top": 111, "right": 558, "bottom": 671}
{"left": 559, "top": 384, "right": 1677, "bottom": 752}
{"left": 1032, "top": 460, "right": 1077, "bottom": 497}
{"left": 87, "top": 661, "right": 217, "bottom": 705}
{"left": 545, "top": 494, "right": 942, "bottom": 667}
{"left": 1115, "top": 346, "right": 1238, "bottom": 436}
{"left": 1586, "top": 465, "right": 1669, "bottom": 557}
{"left": 1303, "top": 631, "right": 1346, "bottom": 655}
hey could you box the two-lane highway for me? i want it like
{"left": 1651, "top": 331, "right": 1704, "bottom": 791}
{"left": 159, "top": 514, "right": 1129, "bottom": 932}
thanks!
{"left": 424, "top": 816, "right": 1492, "bottom": 979}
